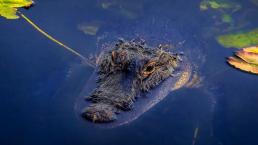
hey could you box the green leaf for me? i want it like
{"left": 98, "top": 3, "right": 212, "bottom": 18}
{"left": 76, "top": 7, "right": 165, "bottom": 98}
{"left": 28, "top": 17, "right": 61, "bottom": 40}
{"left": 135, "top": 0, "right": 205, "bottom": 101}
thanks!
{"left": 0, "top": 0, "right": 33, "bottom": 19}
{"left": 199, "top": 0, "right": 237, "bottom": 10}
{"left": 217, "top": 28, "right": 258, "bottom": 48}
{"left": 209, "top": 1, "right": 221, "bottom": 9}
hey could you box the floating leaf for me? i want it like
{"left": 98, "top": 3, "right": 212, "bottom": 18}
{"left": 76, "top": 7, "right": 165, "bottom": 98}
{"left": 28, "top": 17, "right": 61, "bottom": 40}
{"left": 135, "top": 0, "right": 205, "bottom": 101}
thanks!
{"left": 0, "top": 6, "right": 18, "bottom": 19}
{"left": 227, "top": 56, "right": 258, "bottom": 74}
{"left": 0, "top": 0, "right": 92, "bottom": 65}
{"left": 243, "top": 46, "right": 258, "bottom": 53}
{"left": 200, "top": 0, "right": 240, "bottom": 11}
{"left": 0, "top": 0, "right": 33, "bottom": 19}
{"left": 236, "top": 50, "right": 258, "bottom": 65}
{"left": 209, "top": 1, "right": 222, "bottom": 9}
{"left": 227, "top": 45, "right": 258, "bottom": 75}
{"left": 217, "top": 28, "right": 258, "bottom": 48}
{"left": 200, "top": 0, "right": 228, "bottom": 10}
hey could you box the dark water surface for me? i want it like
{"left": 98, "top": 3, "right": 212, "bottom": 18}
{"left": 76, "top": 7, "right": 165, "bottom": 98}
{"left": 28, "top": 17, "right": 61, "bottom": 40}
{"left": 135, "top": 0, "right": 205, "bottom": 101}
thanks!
{"left": 1, "top": 0, "right": 258, "bottom": 145}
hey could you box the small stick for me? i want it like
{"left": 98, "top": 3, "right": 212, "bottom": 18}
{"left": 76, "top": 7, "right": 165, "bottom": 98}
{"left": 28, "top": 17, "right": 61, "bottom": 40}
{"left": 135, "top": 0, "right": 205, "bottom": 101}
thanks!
{"left": 192, "top": 123, "right": 199, "bottom": 145}
{"left": 18, "top": 11, "right": 95, "bottom": 67}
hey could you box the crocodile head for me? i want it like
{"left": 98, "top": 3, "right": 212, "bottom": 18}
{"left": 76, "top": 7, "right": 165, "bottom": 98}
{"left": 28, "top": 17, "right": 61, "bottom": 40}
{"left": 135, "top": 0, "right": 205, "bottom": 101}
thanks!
{"left": 82, "top": 39, "right": 183, "bottom": 123}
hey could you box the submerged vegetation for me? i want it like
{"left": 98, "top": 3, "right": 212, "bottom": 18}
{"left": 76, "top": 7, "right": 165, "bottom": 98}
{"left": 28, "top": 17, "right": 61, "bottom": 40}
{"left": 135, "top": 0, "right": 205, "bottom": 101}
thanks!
{"left": 98, "top": 0, "right": 143, "bottom": 20}
{"left": 78, "top": 22, "right": 101, "bottom": 36}
{"left": 199, "top": 0, "right": 244, "bottom": 38}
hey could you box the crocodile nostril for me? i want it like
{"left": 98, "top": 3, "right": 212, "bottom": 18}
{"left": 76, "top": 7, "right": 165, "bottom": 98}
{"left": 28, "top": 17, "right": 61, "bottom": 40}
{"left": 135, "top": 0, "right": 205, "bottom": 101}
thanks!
{"left": 82, "top": 103, "right": 117, "bottom": 123}
{"left": 111, "top": 51, "right": 117, "bottom": 62}
{"left": 111, "top": 50, "right": 128, "bottom": 65}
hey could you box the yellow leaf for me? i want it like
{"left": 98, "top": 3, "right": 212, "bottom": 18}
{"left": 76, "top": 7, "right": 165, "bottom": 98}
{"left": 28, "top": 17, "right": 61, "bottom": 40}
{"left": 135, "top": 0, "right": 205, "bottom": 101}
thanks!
{"left": 0, "top": 1, "right": 90, "bottom": 63}
{"left": 236, "top": 50, "right": 258, "bottom": 65}
{"left": 0, "top": 0, "right": 33, "bottom": 7}
{"left": 227, "top": 56, "right": 258, "bottom": 74}
{"left": 0, "top": 6, "right": 18, "bottom": 19}
{"left": 0, "top": 0, "right": 33, "bottom": 19}
{"left": 243, "top": 45, "right": 258, "bottom": 53}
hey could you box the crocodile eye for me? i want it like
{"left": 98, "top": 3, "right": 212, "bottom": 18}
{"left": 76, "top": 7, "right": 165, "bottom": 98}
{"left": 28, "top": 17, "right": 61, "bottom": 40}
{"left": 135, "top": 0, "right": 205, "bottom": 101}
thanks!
{"left": 142, "top": 61, "right": 156, "bottom": 77}
{"left": 145, "top": 65, "right": 154, "bottom": 72}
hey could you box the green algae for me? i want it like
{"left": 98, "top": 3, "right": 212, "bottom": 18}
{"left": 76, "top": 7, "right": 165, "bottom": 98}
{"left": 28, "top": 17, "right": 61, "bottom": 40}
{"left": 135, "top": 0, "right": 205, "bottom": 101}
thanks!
{"left": 217, "top": 28, "right": 258, "bottom": 48}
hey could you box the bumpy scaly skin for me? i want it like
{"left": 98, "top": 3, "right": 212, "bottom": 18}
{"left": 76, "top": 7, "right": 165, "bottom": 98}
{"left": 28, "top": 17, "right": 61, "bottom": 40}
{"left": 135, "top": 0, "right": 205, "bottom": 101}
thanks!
{"left": 82, "top": 39, "right": 182, "bottom": 123}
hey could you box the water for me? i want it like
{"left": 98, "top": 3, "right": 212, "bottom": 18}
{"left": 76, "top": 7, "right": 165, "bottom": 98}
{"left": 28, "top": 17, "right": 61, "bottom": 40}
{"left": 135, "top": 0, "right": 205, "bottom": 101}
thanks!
{"left": 0, "top": 0, "right": 258, "bottom": 145}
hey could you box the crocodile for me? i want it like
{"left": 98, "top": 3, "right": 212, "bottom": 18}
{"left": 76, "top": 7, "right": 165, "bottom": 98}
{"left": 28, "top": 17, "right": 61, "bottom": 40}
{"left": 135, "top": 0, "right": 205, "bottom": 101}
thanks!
{"left": 81, "top": 38, "right": 194, "bottom": 125}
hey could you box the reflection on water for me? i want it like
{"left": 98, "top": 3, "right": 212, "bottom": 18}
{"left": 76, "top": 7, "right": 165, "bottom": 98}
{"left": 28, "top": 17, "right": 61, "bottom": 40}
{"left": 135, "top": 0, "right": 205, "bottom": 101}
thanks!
{"left": 0, "top": 0, "right": 258, "bottom": 145}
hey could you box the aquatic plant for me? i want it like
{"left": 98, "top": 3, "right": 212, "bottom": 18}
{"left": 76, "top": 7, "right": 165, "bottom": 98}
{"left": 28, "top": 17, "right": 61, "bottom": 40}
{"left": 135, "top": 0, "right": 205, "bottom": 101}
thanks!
{"left": 0, "top": 0, "right": 93, "bottom": 66}
{"left": 217, "top": 28, "right": 258, "bottom": 48}
{"left": 199, "top": 0, "right": 243, "bottom": 35}
{"left": 200, "top": 0, "right": 241, "bottom": 11}
{"left": 227, "top": 46, "right": 258, "bottom": 74}
{"left": 0, "top": 0, "right": 32, "bottom": 19}
{"left": 200, "top": 0, "right": 232, "bottom": 10}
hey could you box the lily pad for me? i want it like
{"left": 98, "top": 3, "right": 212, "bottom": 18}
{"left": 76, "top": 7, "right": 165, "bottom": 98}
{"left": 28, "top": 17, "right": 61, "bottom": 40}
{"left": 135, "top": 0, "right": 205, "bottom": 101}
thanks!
{"left": 228, "top": 56, "right": 258, "bottom": 74}
{"left": 236, "top": 49, "right": 258, "bottom": 65}
{"left": 243, "top": 46, "right": 258, "bottom": 53}
{"left": 217, "top": 28, "right": 258, "bottom": 48}
{"left": 227, "top": 46, "right": 258, "bottom": 75}
{"left": 0, "top": 0, "right": 33, "bottom": 19}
